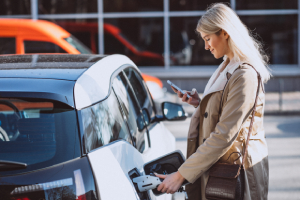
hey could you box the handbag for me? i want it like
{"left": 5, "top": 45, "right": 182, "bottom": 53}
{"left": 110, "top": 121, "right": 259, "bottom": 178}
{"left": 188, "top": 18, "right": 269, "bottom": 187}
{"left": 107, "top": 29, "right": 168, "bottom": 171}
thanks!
{"left": 205, "top": 65, "right": 261, "bottom": 200}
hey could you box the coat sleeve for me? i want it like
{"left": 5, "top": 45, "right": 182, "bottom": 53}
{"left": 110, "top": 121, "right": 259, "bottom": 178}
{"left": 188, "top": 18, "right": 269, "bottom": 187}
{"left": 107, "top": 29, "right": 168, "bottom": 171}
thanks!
{"left": 178, "top": 68, "right": 258, "bottom": 183}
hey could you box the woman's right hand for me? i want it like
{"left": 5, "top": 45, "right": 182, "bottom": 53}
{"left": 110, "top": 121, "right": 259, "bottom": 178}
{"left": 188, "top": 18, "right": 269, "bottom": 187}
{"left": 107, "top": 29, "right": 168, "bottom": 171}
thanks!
{"left": 171, "top": 86, "right": 200, "bottom": 108}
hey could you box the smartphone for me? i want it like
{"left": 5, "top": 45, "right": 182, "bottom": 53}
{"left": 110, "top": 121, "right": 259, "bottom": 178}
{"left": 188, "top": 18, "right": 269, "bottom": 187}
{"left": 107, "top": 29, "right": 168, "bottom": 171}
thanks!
{"left": 167, "top": 80, "right": 191, "bottom": 98}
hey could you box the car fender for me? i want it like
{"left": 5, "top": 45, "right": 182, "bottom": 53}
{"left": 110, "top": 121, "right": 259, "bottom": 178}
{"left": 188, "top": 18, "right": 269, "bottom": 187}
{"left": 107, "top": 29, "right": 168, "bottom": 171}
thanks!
{"left": 87, "top": 141, "right": 142, "bottom": 200}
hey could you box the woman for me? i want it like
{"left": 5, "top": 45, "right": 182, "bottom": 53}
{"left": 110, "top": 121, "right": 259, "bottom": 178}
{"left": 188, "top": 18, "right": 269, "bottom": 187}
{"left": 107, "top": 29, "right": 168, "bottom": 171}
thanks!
{"left": 155, "top": 3, "right": 270, "bottom": 200}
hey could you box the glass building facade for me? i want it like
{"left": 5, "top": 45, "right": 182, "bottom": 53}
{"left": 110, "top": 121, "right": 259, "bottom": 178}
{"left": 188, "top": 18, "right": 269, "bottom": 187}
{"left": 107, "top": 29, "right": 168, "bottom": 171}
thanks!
{"left": 0, "top": 0, "right": 299, "bottom": 70}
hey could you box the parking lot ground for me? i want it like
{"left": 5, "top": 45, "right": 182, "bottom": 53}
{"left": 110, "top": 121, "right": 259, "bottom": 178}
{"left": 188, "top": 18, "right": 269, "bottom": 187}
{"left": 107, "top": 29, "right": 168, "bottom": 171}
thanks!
{"left": 163, "top": 116, "right": 300, "bottom": 200}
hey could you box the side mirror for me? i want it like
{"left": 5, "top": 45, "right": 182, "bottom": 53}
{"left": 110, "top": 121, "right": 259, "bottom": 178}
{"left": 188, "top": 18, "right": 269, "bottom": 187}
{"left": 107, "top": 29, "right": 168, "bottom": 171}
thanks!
{"left": 162, "top": 102, "right": 187, "bottom": 121}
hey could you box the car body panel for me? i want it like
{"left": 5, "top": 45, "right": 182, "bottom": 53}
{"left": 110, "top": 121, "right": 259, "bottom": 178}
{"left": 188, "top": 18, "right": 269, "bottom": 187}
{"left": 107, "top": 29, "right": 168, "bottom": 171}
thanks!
{"left": 74, "top": 54, "right": 137, "bottom": 110}
{"left": 142, "top": 122, "right": 176, "bottom": 163}
{"left": 87, "top": 139, "right": 174, "bottom": 200}
{"left": 87, "top": 141, "right": 141, "bottom": 200}
{"left": 143, "top": 123, "right": 175, "bottom": 200}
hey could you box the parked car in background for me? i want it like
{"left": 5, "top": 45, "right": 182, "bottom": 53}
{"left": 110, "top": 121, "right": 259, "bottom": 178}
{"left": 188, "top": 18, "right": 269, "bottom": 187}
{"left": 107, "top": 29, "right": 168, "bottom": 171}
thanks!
{"left": 0, "top": 18, "right": 91, "bottom": 54}
{"left": 0, "top": 18, "right": 166, "bottom": 102}
{"left": 57, "top": 22, "right": 165, "bottom": 66}
{"left": 142, "top": 73, "right": 164, "bottom": 99}
{"left": 0, "top": 54, "right": 187, "bottom": 200}
{"left": 57, "top": 21, "right": 192, "bottom": 66}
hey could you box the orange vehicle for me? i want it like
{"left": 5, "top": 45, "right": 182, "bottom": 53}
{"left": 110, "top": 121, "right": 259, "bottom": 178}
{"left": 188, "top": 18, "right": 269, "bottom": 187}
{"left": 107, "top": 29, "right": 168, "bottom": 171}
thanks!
{"left": 0, "top": 18, "right": 91, "bottom": 54}
{"left": 0, "top": 19, "right": 164, "bottom": 92}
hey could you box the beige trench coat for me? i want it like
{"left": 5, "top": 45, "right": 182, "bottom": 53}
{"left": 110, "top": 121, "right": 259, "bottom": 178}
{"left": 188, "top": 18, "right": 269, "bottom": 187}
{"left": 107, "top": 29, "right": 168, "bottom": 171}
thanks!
{"left": 178, "top": 63, "right": 269, "bottom": 200}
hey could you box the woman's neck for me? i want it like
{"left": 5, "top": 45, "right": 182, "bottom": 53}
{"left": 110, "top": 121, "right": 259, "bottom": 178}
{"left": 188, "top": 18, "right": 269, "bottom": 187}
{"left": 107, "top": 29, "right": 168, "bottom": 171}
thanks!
{"left": 220, "top": 58, "right": 230, "bottom": 72}
{"left": 226, "top": 49, "right": 234, "bottom": 61}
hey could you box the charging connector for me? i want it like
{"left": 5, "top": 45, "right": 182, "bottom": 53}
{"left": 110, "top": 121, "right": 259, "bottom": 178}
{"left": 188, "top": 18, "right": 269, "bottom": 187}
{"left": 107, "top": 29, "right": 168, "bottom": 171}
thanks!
{"left": 132, "top": 175, "right": 163, "bottom": 192}
{"left": 132, "top": 174, "right": 188, "bottom": 199}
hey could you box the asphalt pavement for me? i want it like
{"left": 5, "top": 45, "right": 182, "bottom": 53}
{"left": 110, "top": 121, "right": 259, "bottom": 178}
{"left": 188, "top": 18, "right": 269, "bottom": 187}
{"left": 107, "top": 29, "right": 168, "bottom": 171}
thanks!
{"left": 163, "top": 116, "right": 300, "bottom": 200}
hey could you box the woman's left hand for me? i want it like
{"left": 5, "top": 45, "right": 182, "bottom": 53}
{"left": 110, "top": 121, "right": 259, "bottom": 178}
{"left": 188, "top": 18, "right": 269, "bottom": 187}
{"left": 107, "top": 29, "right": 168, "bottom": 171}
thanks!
{"left": 155, "top": 171, "right": 185, "bottom": 194}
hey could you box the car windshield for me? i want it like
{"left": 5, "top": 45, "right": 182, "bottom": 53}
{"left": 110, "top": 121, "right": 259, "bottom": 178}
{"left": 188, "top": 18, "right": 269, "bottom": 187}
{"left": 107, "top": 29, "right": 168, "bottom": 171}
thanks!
{"left": 64, "top": 35, "right": 92, "bottom": 54}
{"left": 0, "top": 98, "right": 80, "bottom": 176}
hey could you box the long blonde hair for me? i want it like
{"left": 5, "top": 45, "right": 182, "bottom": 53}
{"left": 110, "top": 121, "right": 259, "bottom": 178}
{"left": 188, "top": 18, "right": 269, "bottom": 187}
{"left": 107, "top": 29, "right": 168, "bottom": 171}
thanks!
{"left": 197, "top": 3, "right": 271, "bottom": 83}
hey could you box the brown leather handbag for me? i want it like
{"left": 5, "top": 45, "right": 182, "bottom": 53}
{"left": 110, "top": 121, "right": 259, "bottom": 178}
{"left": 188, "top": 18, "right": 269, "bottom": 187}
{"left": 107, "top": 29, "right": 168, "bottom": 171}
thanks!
{"left": 205, "top": 67, "right": 261, "bottom": 200}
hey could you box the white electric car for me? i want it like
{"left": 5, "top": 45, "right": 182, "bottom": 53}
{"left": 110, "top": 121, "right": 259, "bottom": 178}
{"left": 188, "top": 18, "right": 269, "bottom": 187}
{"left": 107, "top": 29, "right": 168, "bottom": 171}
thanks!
{"left": 0, "top": 54, "right": 187, "bottom": 200}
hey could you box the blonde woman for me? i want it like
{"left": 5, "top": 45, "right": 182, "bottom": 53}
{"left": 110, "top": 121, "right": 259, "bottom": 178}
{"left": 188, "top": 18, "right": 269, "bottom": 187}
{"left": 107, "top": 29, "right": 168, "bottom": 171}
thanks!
{"left": 155, "top": 3, "right": 270, "bottom": 200}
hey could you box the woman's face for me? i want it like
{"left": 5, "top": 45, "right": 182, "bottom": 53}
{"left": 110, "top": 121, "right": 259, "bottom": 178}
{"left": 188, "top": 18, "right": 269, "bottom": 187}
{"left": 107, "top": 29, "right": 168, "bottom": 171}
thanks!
{"left": 200, "top": 30, "right": 232, "bottom": 59}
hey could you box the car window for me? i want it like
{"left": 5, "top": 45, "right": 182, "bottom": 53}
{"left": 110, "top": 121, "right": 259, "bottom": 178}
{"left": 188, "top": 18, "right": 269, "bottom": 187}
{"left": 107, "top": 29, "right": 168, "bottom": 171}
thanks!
{"left": 0, "top": 37, "right": 16, "bottom": 54}
{"left": 124, "top": 68, "right": 155, "bottom": 118}
{"left": 113, "top": 73, "right": 148, "bottom": 153}
{"left": 81, "top": 91, "right": 132, "bottom": 153}
{"left": 0, "top": 98, "right": 80, "bottom": 176}
{"left": 24, "top": 40, "right": 67, "bottom": 53}
{"left": 64, "top": 35, "right": 92, "bottom": 54}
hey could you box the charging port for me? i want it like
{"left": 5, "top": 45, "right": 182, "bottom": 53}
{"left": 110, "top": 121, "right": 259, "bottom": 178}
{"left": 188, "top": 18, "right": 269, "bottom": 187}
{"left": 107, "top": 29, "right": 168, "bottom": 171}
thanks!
{"left": 128, "top": 168, "right": 150, "bottom": 200}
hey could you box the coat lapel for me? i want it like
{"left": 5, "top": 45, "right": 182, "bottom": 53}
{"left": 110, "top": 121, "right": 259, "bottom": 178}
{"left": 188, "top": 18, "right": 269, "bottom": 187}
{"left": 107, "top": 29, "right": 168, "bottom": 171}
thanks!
{"left": 202, "top": 59, "right": 242, "bottom": 100}
{"left": 202, "top": 73, "right": 228, "bottom": 99}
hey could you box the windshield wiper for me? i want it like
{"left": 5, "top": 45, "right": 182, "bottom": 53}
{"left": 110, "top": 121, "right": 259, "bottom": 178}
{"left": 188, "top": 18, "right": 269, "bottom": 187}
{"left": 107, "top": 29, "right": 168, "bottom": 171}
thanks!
{"left": 0, "top": 160, "right": 27, "bottom": 171}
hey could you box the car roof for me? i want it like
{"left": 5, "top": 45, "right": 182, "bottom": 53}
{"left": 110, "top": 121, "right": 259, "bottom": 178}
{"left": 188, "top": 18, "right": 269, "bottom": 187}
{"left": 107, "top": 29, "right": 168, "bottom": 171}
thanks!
{"left": 0, "top": 54, "right": 104, "bottom": 80}
{"left": 0, "top": 54, "right": 138, "bottom": 109}
{"left": 74, "top": 54, "right": 137, "bottom": 110}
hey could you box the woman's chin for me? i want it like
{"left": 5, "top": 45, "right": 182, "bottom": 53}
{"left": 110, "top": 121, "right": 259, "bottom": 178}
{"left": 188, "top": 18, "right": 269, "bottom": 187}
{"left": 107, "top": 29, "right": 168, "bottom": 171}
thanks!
{"left": 214, "top": 54, "right": 223, "bottom": 59}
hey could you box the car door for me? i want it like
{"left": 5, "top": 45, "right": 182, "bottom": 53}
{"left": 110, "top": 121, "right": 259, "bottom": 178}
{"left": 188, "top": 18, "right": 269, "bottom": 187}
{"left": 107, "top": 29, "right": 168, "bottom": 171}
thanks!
{"left": 113, "top": 72, "right": 150, "bottom": 153}
{"left": 79, "top": 85, "right": 147, "bottom": 200}
{"left": 123, "top": 67, "right": 176, "bottom": 163}
{"left": 112, "top": 70, "right": 173, "bottom": 200}
{"left": 79, "top": 67, "right": 174, "bottom": 200}
{"left": 122, "top": 68, "right": 175, "bottom": 200}
{"left": 80, "top": 70, "right": 159, "bottom": 200}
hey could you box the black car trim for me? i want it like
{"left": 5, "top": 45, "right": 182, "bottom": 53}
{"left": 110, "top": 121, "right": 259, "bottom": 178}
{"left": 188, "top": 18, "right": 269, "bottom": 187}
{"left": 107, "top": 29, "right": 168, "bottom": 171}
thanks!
{"left": 0, "top": 91, "right": 74, "bottom": 108}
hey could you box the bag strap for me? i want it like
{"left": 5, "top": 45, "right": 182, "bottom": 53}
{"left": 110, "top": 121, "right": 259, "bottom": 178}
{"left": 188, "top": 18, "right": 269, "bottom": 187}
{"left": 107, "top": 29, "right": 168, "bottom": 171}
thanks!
{"left": 241, "top": 64, "right": 261, "bottom": 168}
{"left": 217, "top": 63, "right": 261, "bottom": 175}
